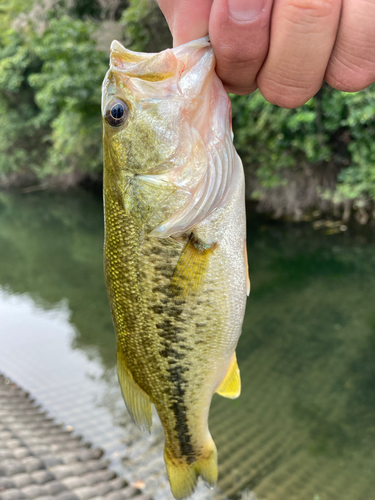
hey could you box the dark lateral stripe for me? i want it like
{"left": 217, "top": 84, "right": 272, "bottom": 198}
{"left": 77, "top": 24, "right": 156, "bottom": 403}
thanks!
{"left": 168, "top": 365, "right": 195, "bottom": 462}
{"left": 149, "top": 238, "right": 196, "bottom": 461}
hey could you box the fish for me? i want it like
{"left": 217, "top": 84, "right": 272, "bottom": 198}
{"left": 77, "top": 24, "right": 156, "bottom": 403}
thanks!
{"left": 102, "top": 36, "right": 249, "bottom": 500}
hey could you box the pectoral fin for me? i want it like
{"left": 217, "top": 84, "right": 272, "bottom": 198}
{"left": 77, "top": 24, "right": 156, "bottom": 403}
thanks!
{"left": 171, "top": 234, "right": 217, "bottom": 297}
{"left": 216, "top": 353, "right": 241, "bottom": 399}
{"left": 117, "top": 350, "right": 152, "bottom": 433}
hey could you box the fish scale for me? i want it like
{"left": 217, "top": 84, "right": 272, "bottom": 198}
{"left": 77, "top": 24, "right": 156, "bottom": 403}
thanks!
{"left": 105, "top": 186, "right": 223, "bottom": 440}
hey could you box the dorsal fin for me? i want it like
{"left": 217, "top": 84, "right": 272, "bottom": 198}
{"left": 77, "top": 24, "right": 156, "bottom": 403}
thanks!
{"left": 244, "top": 239, "right": 250, "bottom": 296}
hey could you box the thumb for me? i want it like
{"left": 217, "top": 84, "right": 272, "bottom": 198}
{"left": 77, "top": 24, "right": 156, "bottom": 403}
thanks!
{"left": 157, "top": 0, "right": 213, "bottom": 46}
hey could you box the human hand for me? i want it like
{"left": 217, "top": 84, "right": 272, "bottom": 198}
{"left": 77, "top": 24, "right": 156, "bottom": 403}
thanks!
{"left": 157, "top": 0, "right": 375, "bottom": 107}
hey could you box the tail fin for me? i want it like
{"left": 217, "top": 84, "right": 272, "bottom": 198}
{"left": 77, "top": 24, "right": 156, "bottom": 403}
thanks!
{"left": 164, "top": 438, "right": 218, "bottom": 500}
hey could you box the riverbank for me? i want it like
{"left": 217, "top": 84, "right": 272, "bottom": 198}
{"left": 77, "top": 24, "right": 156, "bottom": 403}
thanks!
{"left": 0, "top": 374, "right": 149, "bottom": 500}
{"left": 1, "top": 168, "right": 374, "bottom": 227}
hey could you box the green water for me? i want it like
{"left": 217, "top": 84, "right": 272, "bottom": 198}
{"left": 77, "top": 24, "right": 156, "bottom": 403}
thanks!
{"left": 0, "top": 191, "right": 375, "bottom": 500}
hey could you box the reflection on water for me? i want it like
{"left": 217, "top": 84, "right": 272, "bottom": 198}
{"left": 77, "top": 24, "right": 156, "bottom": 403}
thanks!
{"left": 0, "top": 191, "right": 375, "bottom": 500}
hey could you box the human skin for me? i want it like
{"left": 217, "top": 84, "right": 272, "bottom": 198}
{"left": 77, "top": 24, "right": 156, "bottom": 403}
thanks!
{"left": 157, "top": 0, "right": 375, "bottom": 108}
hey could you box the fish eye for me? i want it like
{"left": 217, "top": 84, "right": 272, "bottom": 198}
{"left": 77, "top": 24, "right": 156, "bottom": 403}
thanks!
{"left": 105, "top": 98, "right": 129, "bottom": 127}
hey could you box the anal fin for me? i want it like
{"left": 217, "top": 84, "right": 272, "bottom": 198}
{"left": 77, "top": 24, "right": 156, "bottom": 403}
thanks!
{"left": 216, "top": 352, "right": 241, "bottom": 399}
{"left": 117, "top": 350, "right": 152, "bottom": 433}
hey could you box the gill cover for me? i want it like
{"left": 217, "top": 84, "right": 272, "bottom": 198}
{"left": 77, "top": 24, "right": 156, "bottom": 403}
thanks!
{"left": 102, "top": 37, "right": 243, "bottom": 238}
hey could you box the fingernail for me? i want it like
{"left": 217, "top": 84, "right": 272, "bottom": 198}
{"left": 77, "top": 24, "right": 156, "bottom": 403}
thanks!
{"left": 228, "top": 0, "right": 264, "bottom": 21}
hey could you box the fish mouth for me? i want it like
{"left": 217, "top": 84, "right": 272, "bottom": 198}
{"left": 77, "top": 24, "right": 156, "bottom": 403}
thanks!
{"left": 109, "top": 39, "right": 175, "bottom": 82}
{"left": 109, "top": 37, "right": 211, "bottom": 83}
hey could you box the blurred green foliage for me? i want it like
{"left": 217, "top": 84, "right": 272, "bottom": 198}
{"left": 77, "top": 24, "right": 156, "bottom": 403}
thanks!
{"left": 0, "top": 0, "right": 375, "bottom": 217}
{"left": 0, "top": 2, "right": 108, "bottom": 179}
{"left": 231, "top": 85, "right": 375, "bottom": 208}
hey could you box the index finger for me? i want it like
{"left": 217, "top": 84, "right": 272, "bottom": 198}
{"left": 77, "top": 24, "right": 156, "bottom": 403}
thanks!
{"left": 157, "top": 0, "right": 213, "bottom": 47}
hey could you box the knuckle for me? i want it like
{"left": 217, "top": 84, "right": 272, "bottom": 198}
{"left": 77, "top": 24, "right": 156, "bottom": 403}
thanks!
{"left": 326, "top": 69, "right": 374, "bottom": 92}
{"left": 284, "top": 0, "right": 337, "bottom": 20}
{"left": 215, "top": 41, "right": 265, "bottom": 95}
{"left": 216, "top": 41, "right": 264, "bottom": 68}
{"left": 259, "top": 80, "right": 315, "bottom": 108}
{"left": 326, "top": 55, "right": 375, "bottom": 92}
{"left": 223, "top": 82, "right": 258, "bottom": 95}
{"left": 263, "top": 93, "right": 307, "bottom": 108}
{"left": 217, "top": 43, "right": 250, "bottom": 66}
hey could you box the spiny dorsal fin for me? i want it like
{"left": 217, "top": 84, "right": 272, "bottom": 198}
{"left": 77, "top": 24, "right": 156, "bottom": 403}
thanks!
{"left": 216, "top": 352, "right": 241, "bottom": 399}
{"left": 117, "top": 350, "right": 152, "bottom": 433}
{"left": 170, "top": 234, "right": 217, "bottom": 297}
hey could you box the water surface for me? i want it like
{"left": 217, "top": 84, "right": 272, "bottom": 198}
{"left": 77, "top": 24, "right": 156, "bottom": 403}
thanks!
{"left": 0, "top": 191, "right": 374, "bottom": 500}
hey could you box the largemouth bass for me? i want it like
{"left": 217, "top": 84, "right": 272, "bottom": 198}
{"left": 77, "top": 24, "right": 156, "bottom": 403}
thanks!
{"left": 102, "top": 36, "right": 249, "bottom": 499}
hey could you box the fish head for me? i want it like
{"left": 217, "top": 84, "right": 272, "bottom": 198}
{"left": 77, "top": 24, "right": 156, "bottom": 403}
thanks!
{"left": 102, "top": 38, "right": 214, "bottom": 176}
{"left": 102, "top": 38, "right": 234, "bottom": 236}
